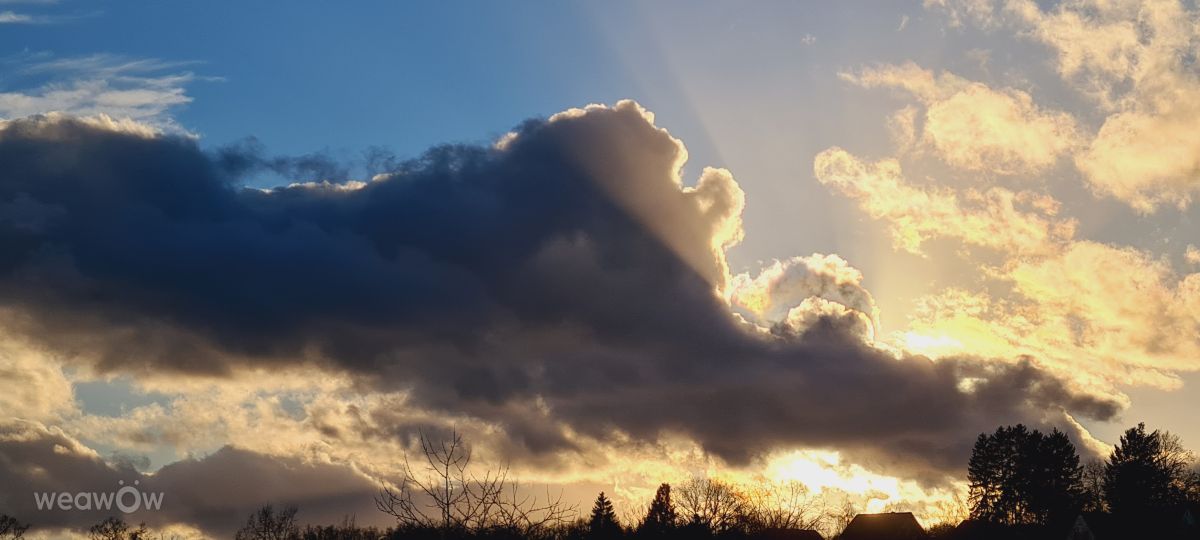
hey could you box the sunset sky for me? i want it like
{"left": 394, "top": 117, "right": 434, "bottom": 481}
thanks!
{"left": 2, "top": 1, "right": 1199, "bottom": 538}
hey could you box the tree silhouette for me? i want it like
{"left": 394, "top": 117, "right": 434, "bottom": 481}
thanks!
{"left": 1027, "top": 428, "right": 1084, "bottom": 524}
{"left": 676, "top": 477, "right": 750, "bottom": 534}
{"left": 742, "top": 480, "right": 825, "bottom": 531}
{"left": 88, "top": 517, "right": 148, "bottom": 540}
{"left": 589, "top": 492, "right": 620, "bottom": 539}
{"left": 235, "top": 505, "right": 300, "bottom": 540}
{"left": 638, "top": 484, "right": 677, "bottom": 536}
{"left": 1104, "top": 423, "right": 1191, "bottom": 517}
{"left": 1080, "top": 460, "right": 1108, "bottom": 512}
{"left": 375, "top": 430, "right": 574, "bottom": 535}
{"left": 297, "top": 514, "right": 385, "bottom": 540}
{"left": 0, "top": 515, "right": 28, "bottom": 540}
{"left": 967, "top": 425, "right": 1082, "bottom": 525}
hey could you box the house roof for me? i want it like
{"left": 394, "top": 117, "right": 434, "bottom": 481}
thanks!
{"left": 839, "top": 512, "right": 927, "bottom": 540}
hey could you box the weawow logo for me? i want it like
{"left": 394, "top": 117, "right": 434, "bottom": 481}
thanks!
{"left": 33, "top": 480, "right": 165, "bottom": 514}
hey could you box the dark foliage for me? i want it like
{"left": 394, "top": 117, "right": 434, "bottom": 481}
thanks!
{"left": 638, "top": 484, "right": 678, "bottom": 536}
{"left": 589, "top": 492, "right": 620, "bottom": 539}
{"left": 967, "top": 425, "right": 1082, "bottom": 526}
{"left": 236, "top": 505, "right": 300, "bottom": 540}
{"left": 1103, "top": 423, "right": 1192, "bottom": 517}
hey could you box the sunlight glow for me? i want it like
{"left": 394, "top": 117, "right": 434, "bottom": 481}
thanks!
{"left": 765, "top": 449, "right": 901, "bottom": 501}
{"left": 898, "top": 331, "right": 964, "bottom": 358}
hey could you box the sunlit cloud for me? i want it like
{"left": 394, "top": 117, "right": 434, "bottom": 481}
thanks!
{"left": 928, "top": 0, "right": 1200, "bottom": 211}
{"left": 843, "top": 63, "right": 1080, "bottom": 175}
{"left": 813, "top": 147, "right": 1075, "bottom": 256}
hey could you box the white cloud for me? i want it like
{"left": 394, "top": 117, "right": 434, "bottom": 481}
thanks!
{"left": 729, "top": 254, "right": 880, "bottom": 340}
{"left": 0, "top": 53, "right": 206, "bottom": 130}
{"left": 0, "top": 10, "right": 33, "bottom": 22}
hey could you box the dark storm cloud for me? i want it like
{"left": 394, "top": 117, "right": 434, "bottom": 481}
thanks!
{"left": 0, "top": 104, "right": 1118, "bottom": 478}
{"left": 0, "top": 420, "right": 381, "bottom": 537}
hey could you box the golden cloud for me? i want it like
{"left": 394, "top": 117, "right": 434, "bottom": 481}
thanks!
{"left": 843, "top": 63, "right": 1079, "bottom": 175}
{"left": 813, "top": 147, "right": 1076, "bottom": 255}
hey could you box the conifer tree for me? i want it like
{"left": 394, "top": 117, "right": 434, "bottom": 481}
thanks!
{"left": 968, "top": 425, "right": 1083, "bottom": 525}
{"left": 639, "top": 484, "right": 677, "bottom": 535}
{"left": 590, "top": 492, "right": 621, "bottom": 538}
{"left": 1104, "top": 423, "right": 1190, "bottom": 517}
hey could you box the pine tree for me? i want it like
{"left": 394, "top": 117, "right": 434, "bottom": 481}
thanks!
{"left": 639, "top": 484, "right": 677, "bottom": 535}
{"left": 590, "top": 492, "right": 621, "bottom": 539}
{"left": 1104, "top": 423, "right": 1188, "bottom": 517}
{"left": 968, "top": 425, "right": 1084, "bottom": 525}
{"left": 1027, "top": 429, "right": 1084, "bottom": 525}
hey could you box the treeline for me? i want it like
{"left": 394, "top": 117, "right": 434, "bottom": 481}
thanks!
{"left": 3, "top": 423, "right": 1198, "bottom": 540}
{"left": 956, "top": 422, "right": 1200, "bottom": 538}
{"left": 4, "top": 478, "right": 847, "bottom": 540}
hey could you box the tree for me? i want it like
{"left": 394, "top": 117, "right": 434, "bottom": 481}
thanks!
{"left": 375, "top": 430, "right": 574, "bottom": 535}
{"left": 676, "top": 477, "right": 749, "bottom": 534}
{"left": 638, "top": 484, "right": 677, "bottom": 536}
{"left": 88, "top": 517, "right": 148, "bottom": 540}
{"left": 828, "top": 499, "right": 858, "bottom": 539}
{"left": 742, "top": 480, "right": 824, "bottom": 532}
{"left": 1080, "top": 460, "right": 1107, "bottom": 512}
{"left": 1026, "top": 429, "right": 1084, "bottom": 524}
{"left": 1104, "top": 423, "right": 1191, "bottom": 517}
{"left": 298, "top": 515, "right": 387, "bottom": 540}
{"left": 589, "top": 492, "right": 620, "bottom": 538}
{"left": 235, "top": 505, "right": 300, "bottom": 540}
{"left": 967, "top": 425, "right": 1083, "bottom": 526}
{"left": 0, "top": 515, "right": 28, "bottom": 540}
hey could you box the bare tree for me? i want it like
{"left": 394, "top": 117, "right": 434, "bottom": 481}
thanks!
{"left": 828, "top": 499, "right": 858, "bottom": 538}
{"left": 235, "top": 505, "right": 299, "bottom": 540}
{"left": 743, "top": 480, "right": 826, "bottom": 531}
{"left": 88, "top": 517, "right": 148, "bottom": 540}
{"left": 676, "top": 477, "right": 750, "bottom": 533}
{"left": 299, "top": 514, "right": 386, "bottom": 540}
{"left": 924, "top": 491, "right": 969, "bottom": 530}
{"left": 0, "top": 515, "right": 28, "bottom": 540}
{"left": 492, "top": 482, "right": 577, "bottom": 538}
{"left": 1080, "top": 460, "right": 1107, "bottom": 512}
{"left": 375, "top": 430, "right": 575, "bottom": 535}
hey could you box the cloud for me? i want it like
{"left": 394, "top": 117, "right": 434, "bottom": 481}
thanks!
{"left": 0, "top": 334, "right": 74, "bottom": 423}
{"left": 926, "top": 0, "right": 1200, "bottom": 211}
{"left": 0, "top": 54, "right": 203, "bottom": 129}
{"left": 0, "top": 103, "right": 1117, "bottom": 493}
{"left": 0, "top": 10, "right": 32, "bottom": 22}
{"left": 902, "top": 241, "right": 1200, "bottom": 391}
{"left": 728, "top": 254, "right": 880, "bottom": 340}
{"left": 0, "top": 420, "right": 382, "bottom": 537}
{"left": 843, "top": 63, "right": 1079, "bottom": 175}
{"left": 1187, "top": 245, "right": 1200, "bottom": 266}
{"left": 813, "top": 147, "right": 1076, "bottom": 255}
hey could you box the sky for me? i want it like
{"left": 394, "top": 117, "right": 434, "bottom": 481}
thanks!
{"left": 1, "top": 0, "right": 1199, "bottom": 538}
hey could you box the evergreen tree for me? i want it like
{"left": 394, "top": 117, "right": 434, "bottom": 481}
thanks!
{"left": 1104, "top": 423, "right": 1188, "bottom": 517}
{"left": 968, "top": 425, "right": 1083, "bottom": 526}
{"left": 1027, "top": 429, "right": 1084, "bottom": 524}
{"left": 639, "top": 484, "right": 677, "bottom": 535}
{"left": 589, "top": 492, "right": 621, "bottom": 539}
